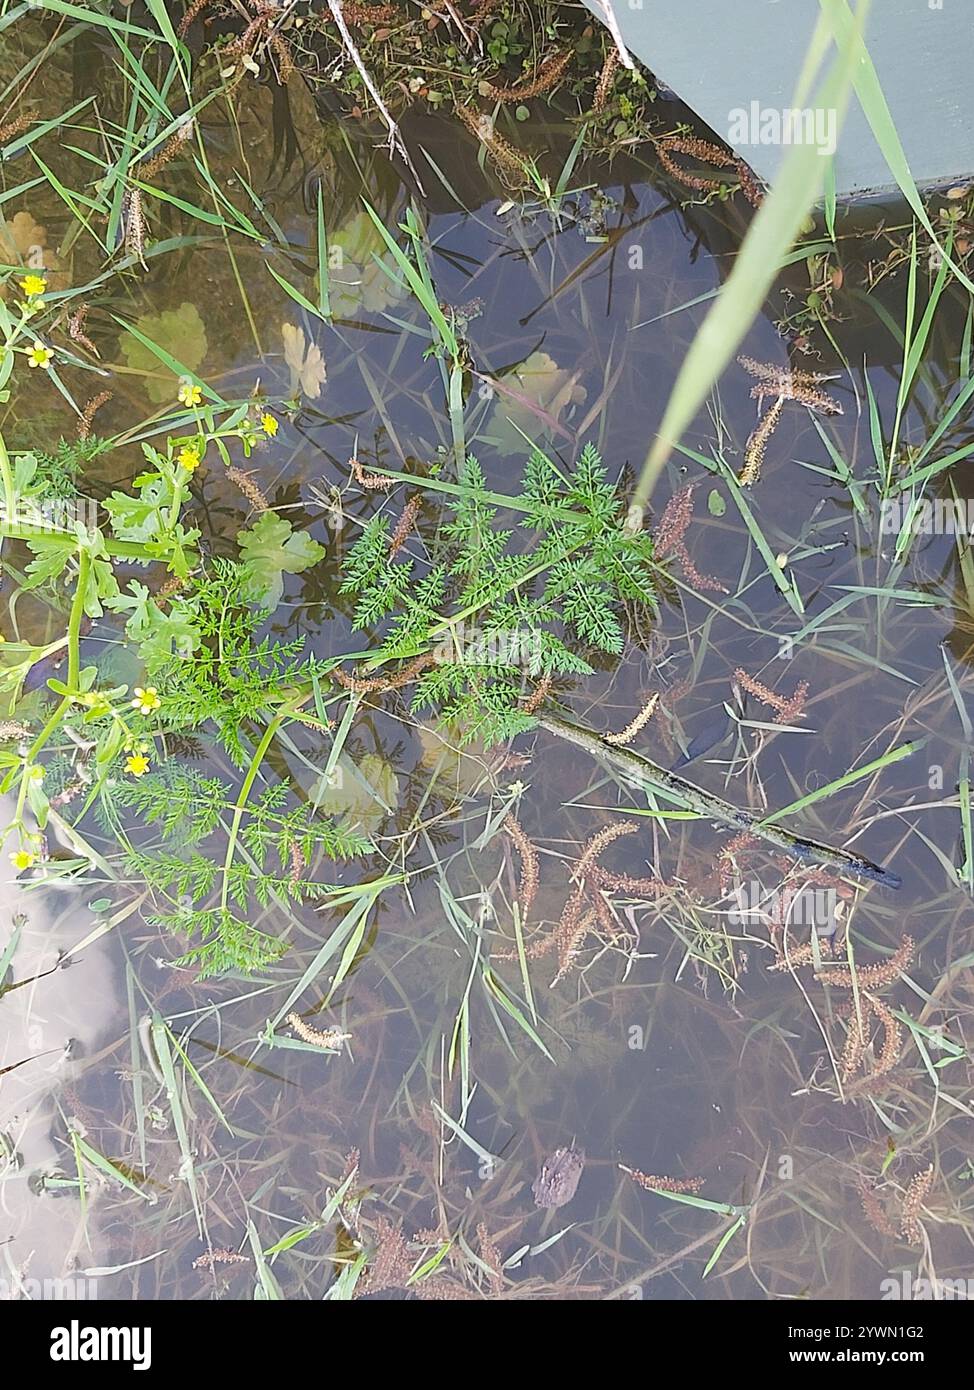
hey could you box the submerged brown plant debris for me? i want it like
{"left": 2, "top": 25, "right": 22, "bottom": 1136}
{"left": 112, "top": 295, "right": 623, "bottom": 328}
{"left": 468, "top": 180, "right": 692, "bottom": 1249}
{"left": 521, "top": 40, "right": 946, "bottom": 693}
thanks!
{"left": 350, "top": 455, "right": 394, "bottom": 490}
{"left": 737, "top": 355, "right": 843, "bottom": 485}
{"left": 654, "top": 484, "right": 726, "bottom": 592}
{"left": 899, "top": 1164, "right": 935, "bottom": 1247}
{"left": 67, "top": 303, "right": 97, "bottom": 356}
{"left": 734, "top": 667, "right": 810, "bottom": 726}
{"left": 192, "top": 1247, "right": 250, "bottom": 1270}
{"left": 286, "top": 1011, "right": 351, "bottom": 1050}
{"left": 77, "top": 390, "right": 112, "bottom": 442}
{"left": 479, "top": 49, "right": 572, "bottom": 103}
{"left": 455, "top": 105, "right": 529, "bottom": 191}
{"left": 620, "top": 1166, "right": 704, "bottom": 1194}
{"left": 477, "top": 1223, "right": 504, "bottom": 1296}
{"left": 387, "top": 493, "right": 422, "bottom": 558}
{"left": 604, "top": 692, "right": 659, "bottom": 746}
{"left": 225, "top": 466, "right": 270, "bottom": 513}
{"left": 859, "top": 1164, "right": 936, "bottom": 1247}
{"left": 521, "top": 672, "right": 552, "bottom": 714}
{"left": 654, "top": 134, "right": 764, "bottom": 208}
{"left": 331, "top": 652, "right": 436, "bottom": 694}
{"left": 814, "top": 935, "right": 915, "bottom": 991}
{"left": 503, "top": 814, "right": 539, "bottom": 918}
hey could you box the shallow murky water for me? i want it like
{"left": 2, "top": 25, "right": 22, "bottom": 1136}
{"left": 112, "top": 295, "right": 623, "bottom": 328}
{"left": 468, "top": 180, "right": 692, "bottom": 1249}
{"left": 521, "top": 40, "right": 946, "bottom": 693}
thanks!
{"left": 3, "top": 37, "right": 974, "bottom": 1303}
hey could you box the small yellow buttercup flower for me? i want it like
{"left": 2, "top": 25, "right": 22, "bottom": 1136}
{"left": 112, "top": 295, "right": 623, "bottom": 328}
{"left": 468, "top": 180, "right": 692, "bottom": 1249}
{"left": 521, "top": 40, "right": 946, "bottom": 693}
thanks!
{"left": 27, "top": 341, "right": 53, "bottom": 369}
{"left": 178, "top": 380, "right": 202, "bottom": 407}
{"left": 260, "top": 412, "right": 279, "bottom": 438}
{"left": 10, "top": 849, "right": 35, "bottom": 872}
{"left": 126, "top": 754, "right": 150, "bottom": 777}
{"left": 131, "top": 686, "right": 162, "bottom": 715}
{"left": 20, "top": 273, "right": 47, "bottom": 297}
{"left": 178, "top": 446, "right": 201, "bottom": 472}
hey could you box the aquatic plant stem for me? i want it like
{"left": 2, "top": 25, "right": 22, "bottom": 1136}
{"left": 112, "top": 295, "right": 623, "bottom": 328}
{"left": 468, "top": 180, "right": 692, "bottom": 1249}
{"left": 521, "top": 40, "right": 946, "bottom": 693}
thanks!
{"left": 0, "top": 432, "right": 16, "bottom": 522}
{"left": 219, "top": 707, "right": 288, "bottom": 911}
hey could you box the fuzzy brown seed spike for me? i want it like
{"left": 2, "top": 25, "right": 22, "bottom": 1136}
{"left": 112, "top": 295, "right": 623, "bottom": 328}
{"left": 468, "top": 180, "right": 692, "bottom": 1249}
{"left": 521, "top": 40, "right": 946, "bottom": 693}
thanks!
{"left": 521, "top": 672, "right": 552, "bottom": 714}
{"left": 0, "top": 113, "right": 32, "bottom": 144}
{"left": 286, "top": 1011, "right": 351, "bottom": 1050}
{"left": 504, "top": 815, "right": 539, "bottom": 918}
{"left": 574, "top": 820, "right": 640, "bottom": 878}
{"left": 738, "top": 355, "right": 842, "bottom": 485}
{"left": 740, "top": 397, "right": 784, "bottom": 486}
{"left": 289, "top": 840, "right": 306, "bottom": 888}
{"left": 350, "top": 456, "right": 394, "bottom": 490}
{"left": 122, "top": 187, "right": 148, "bottom": 271}
{"left": 899, "top": 1164, "right": 934, "bottom": 1247}
{"left": 360, "top": 1218, "right": 413, "bottom": 1295}
{"left": 68, "top": 304, "right": 98, "bottom": 356}
{"left": 654, "top": 484, "right": 725, "bottom": 592}
{"left": 481, "top": 50, "right": 572, "bottom": 103}
{"left": 193, "top": 1247, "right": 250, "bottom": 1270}
{"left": 587, "top": 864, "right": 665, "bottom": 896}
{"left": 331, "top": 652, "right": 435, "bottom": 695}
{"left": 388, "top": 494, "right": 422, "bottom": 558}
{"left": 226, "top": 466, "right": 269, "bottom": 513}
{"left": 717, "top": 831, "right": 759, "bottom": 890}
{"left": 620, "top": 1166, "right": 704, "bottom": 1194}
{"left": 839, "top": 994, "right": 874, "bottom": 1081}
{"left": 139, "top": 119, "right": 196, "bottom": 180}
{"left": 78, "top": 391, "right": 112, "bottom": 442}
{"left": 654, "top": 484, "right": 694, "bottom": 556}
{"left": 551, "top": 903, "right": 597, "bottom": 986}
{"left": 178, "top": 0, "right": 210, "bottom": 36}
{"left": 768, "top": 938, "right": 820, "bottom": 972}
{"left": 477, "top": 1223, "right": 504, "bottom": 1296}
{"left": 605, "top": 692, "right": 659, "bottom": 746}
{"left": 815, "top": 936, "right": 914, "bottom": 990}
{"left": 860, "top": 1183, "right": 897, "bottom": 1239}
{"left": 655, "top": 135, "right": 762, "bottom": 207}
{"left": 455, "top": 105, "right": 528, "bottom": 191}
{"left": 593, "top": 49, "right": 620, "bottom": 114}
{"left": 735, "top": 668, "right": 809, "bottom": 724}
{"left": 868, "top": 995, "right": 902, "bottom": 1077}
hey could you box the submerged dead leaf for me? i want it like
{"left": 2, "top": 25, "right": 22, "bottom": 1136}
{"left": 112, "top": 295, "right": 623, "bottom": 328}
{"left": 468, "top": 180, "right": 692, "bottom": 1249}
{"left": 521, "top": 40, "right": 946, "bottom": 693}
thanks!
{"left": 0, "top": 209, "right": 66, "bottom": 298}
{"left": 282, "top": 321, "right": 326, "bottom": 399}
{"left": 315, "top": 752, "right": 398, "bottom": 834}
{"left": 486, "top": 350, "right": 586, "bottom": 457}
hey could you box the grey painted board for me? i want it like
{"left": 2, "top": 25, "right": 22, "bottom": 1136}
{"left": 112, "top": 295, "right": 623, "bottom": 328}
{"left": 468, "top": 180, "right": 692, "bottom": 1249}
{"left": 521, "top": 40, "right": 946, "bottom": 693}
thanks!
{"left": 583, "top": 0, "right": 974, "bottom": 198}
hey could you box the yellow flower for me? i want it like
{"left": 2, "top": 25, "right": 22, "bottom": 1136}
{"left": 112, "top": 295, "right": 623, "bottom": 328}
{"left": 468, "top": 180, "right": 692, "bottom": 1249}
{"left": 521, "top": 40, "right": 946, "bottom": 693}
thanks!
{"left": 126, "top": 754, "right": 150, "bottom": 777}
{"left": 260, "top": 412, "right": 279, "bottom": 437}
{"left": 10, "top": 849, "right": 35, "bottom": 872}
{"left": 20, "top": 273, "right": 47, "bottom": 297}
{"left": 131, "top": 686, "right": 161, "bottom": 715}
{"left": 27, "top": 341, "right": 53, "bottom": 369}
{"left": 178, "top": 446, "right": 201, "bottom": 472}
{"left": 178, "top": 380, "right": 202, "bottom": 407}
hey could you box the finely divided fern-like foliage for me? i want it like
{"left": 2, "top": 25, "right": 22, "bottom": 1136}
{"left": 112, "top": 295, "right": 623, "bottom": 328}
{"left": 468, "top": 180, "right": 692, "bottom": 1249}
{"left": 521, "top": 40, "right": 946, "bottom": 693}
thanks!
{"left": 340, "top": 443, "right": 658, "bottom": 744}
{"left": 108, "top": 763, "right": 373, "bottom": 976}
{"left": 152, "top": 560, "right": 336, "bottom": 765}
